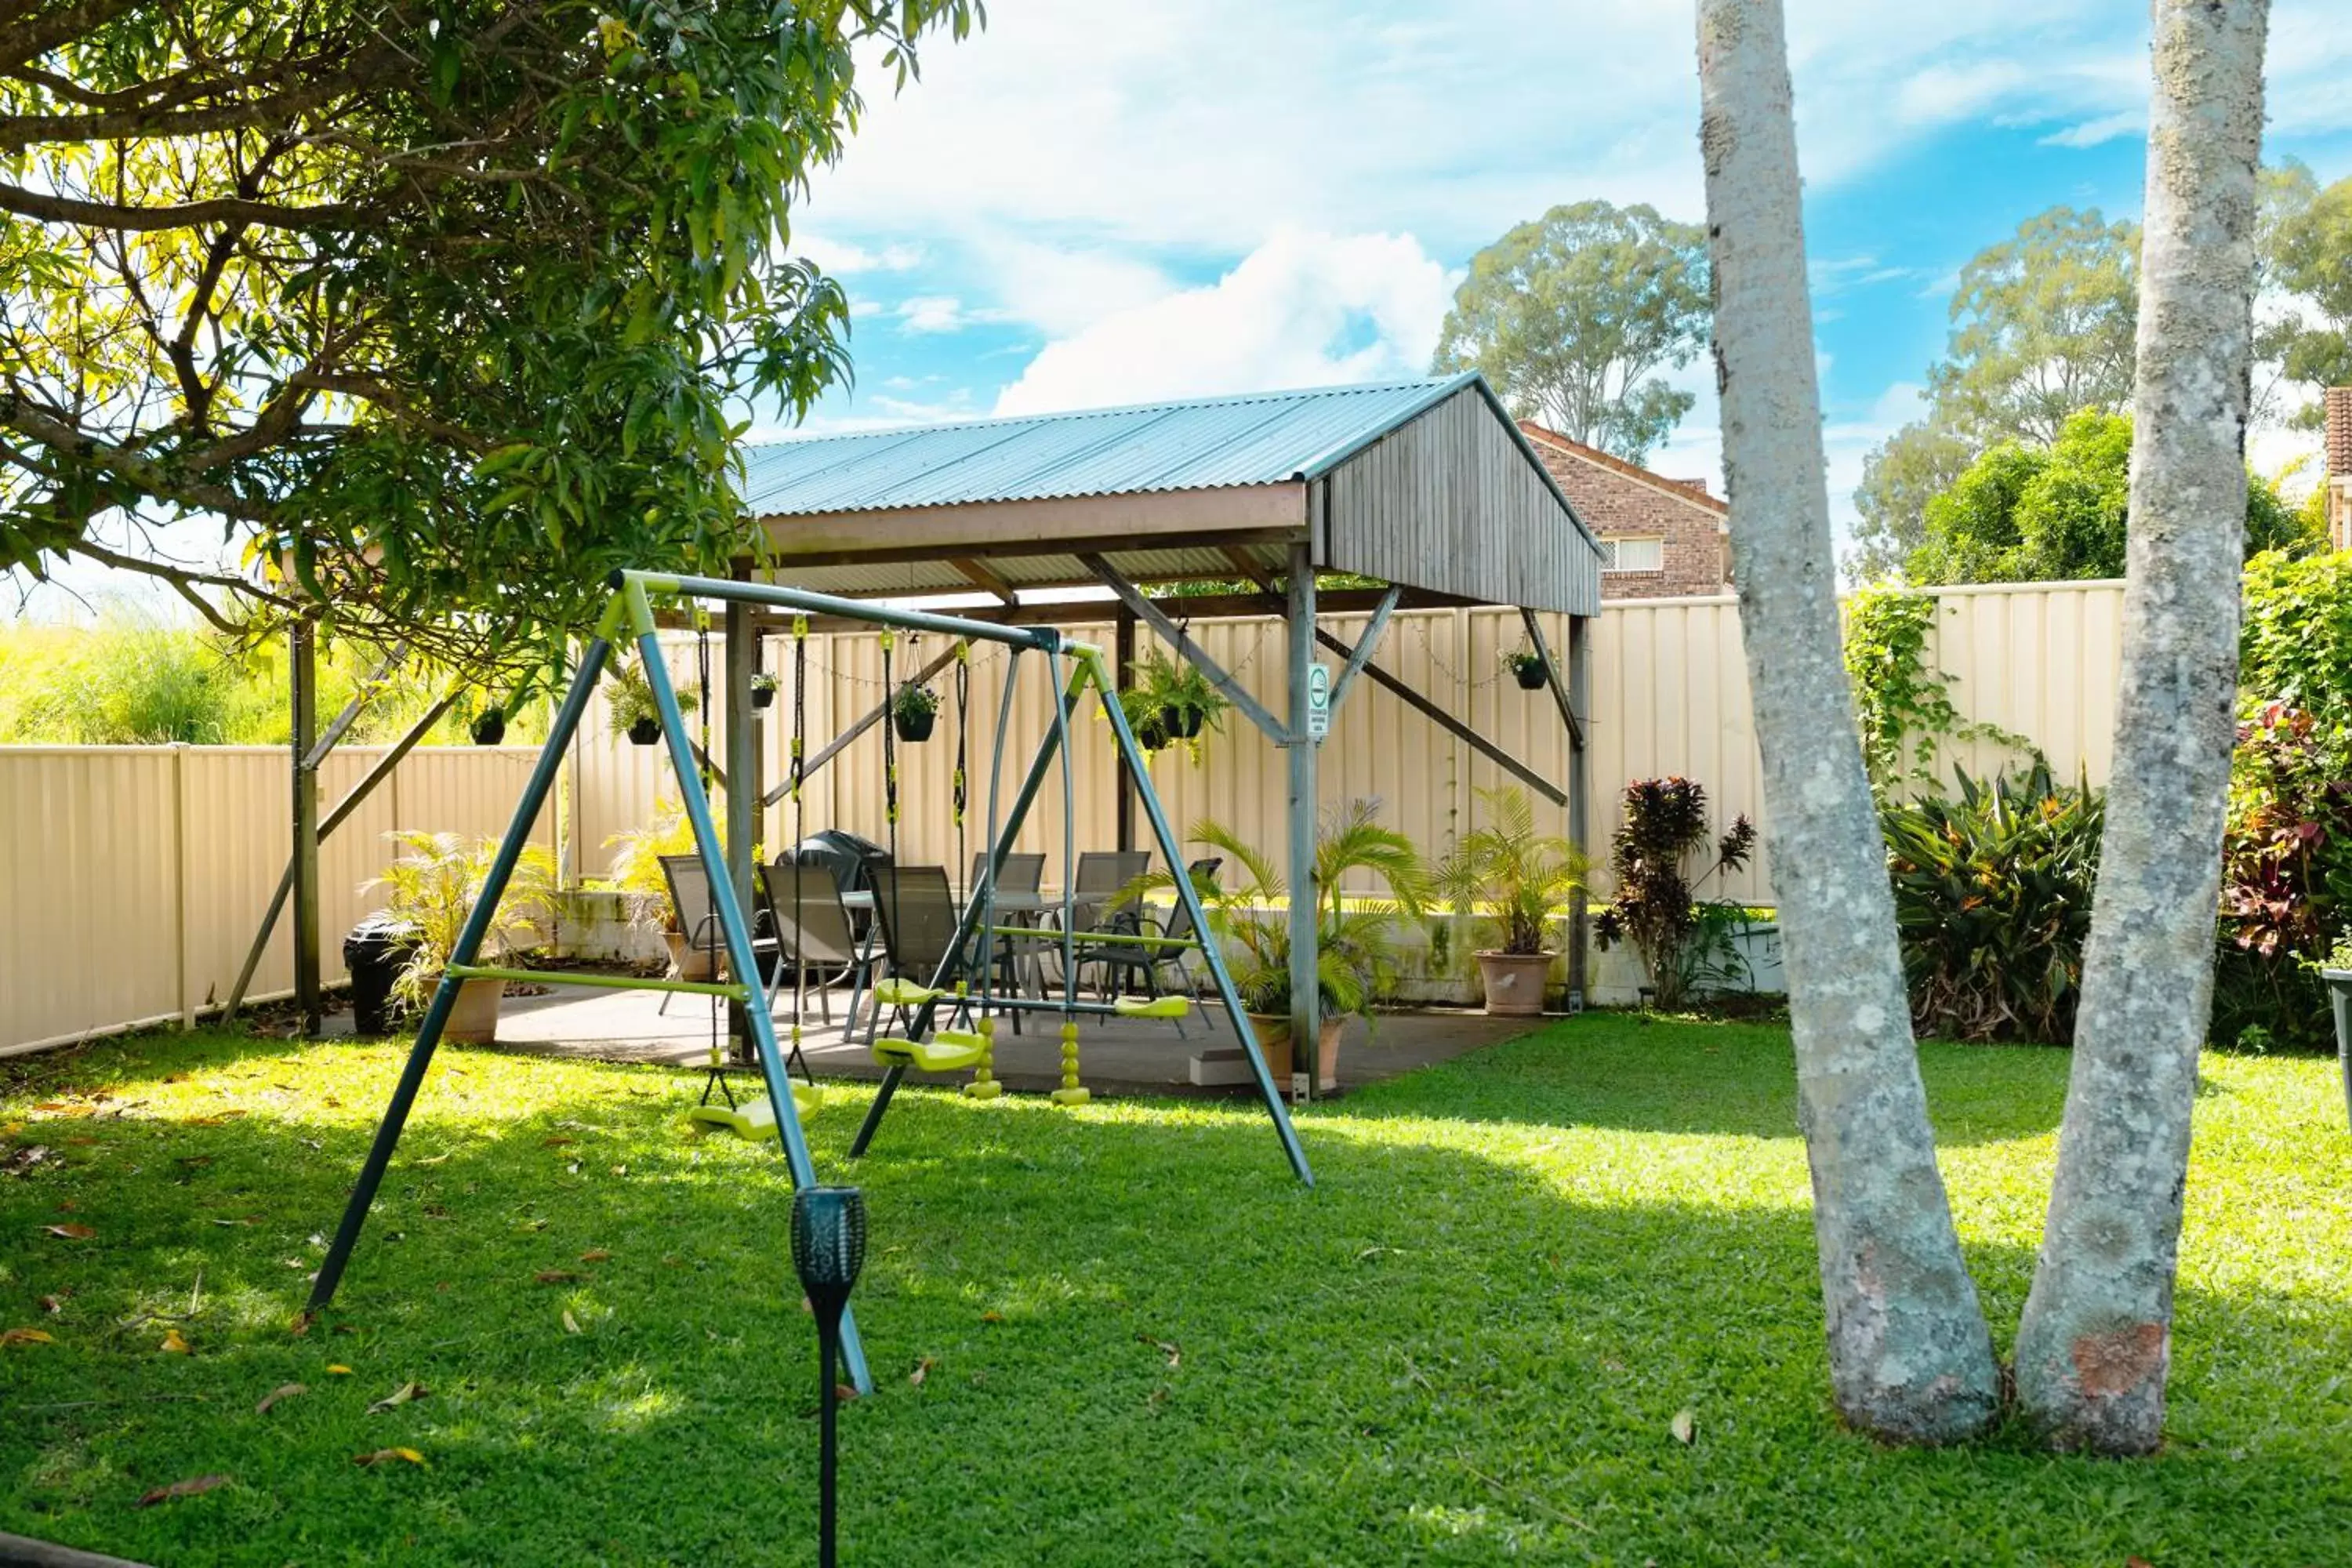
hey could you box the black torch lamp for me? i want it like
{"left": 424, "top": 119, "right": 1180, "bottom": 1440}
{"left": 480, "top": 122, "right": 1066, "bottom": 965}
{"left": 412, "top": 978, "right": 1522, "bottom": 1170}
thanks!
{"left": 792, "top": 1185, "right": 867, "bottom": 1568}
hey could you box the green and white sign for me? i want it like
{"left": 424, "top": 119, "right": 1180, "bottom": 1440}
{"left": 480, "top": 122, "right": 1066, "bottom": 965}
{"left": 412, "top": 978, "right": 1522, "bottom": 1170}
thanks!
{"left": 1305, "top": 662, "right": 1331, "bottom": 741}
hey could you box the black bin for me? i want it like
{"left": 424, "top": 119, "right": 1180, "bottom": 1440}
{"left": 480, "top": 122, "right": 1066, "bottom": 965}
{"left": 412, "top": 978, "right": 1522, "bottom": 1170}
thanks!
{"left": 344, "top": 913, "right": 419, "bottom": 1035}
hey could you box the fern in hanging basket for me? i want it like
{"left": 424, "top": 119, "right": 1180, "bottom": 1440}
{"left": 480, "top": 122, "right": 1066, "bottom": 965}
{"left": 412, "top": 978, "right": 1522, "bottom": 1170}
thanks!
{"left": 891, "top": 680, "right": 938, "bottom": 742}
{"left": 1129, "top": 649, "right": 1227, "bottom": 757}
{"left": 607, "top": 659, "right": 691, "bottom": 745}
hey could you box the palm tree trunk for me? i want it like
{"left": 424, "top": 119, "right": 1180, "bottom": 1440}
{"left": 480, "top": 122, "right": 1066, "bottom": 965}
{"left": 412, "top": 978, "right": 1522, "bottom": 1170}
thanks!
{"left": 2013, "top": 0, "right": 2270, "bottom": 1456}
{"left": 1694, "top": 0, "right": 1998, "bottom": 1443}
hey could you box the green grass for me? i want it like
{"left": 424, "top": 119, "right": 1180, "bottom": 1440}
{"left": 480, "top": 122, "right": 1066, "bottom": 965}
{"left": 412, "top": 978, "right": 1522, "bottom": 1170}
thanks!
{"left": 3, "top": 1016, "right": 2348, "bottom": 1566}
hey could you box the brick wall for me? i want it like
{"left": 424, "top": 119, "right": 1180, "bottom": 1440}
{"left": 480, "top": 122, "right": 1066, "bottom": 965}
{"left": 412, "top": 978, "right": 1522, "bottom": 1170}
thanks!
{"left": 2329, "top": 389, "right": 2352, "bottom": 553}
{"left": 1518, "top": 423, "right": 1730, "bottom": 600}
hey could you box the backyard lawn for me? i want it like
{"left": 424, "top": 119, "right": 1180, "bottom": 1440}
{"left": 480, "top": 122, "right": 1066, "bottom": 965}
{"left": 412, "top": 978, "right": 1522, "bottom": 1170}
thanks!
{"left": 2, "top": 1014, "right": 2348, "bottom": 1566}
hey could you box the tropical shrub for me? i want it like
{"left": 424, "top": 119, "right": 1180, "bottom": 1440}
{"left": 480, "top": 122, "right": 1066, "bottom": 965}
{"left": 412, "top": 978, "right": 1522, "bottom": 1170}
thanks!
{"left": 368, "top": 832, "right": 557, "bottom": 1006}
{"left": 1592, "top": 777, "right": 1755, "bottom": 1009}
{"left": 2211, "top": 704, "right": 2352, "bottom": 1051}
{"left": 1881, "top": 762, "right": 2102, "bottom": 1044}
{"left": 1435, "top": 786, "right": 1588, "bottom": 956}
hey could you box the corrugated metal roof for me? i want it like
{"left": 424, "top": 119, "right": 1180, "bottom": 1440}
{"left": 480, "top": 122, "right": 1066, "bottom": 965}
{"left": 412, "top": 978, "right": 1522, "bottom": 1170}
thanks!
{"left": 741, "top": 375, "right": 1480, "bottom": 517}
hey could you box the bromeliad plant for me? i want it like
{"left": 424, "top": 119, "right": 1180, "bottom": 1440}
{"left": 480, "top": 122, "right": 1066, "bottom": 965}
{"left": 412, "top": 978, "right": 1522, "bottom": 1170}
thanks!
{"left": 1593, "top": 776, "right": 1755, "bottom": 1009}
{"left": 1174, "top": 800, "right": 1428, "bottom": 1020}
{"left": 368, "top": 832, "right": 558, "bottom": 1007}
{"left": 1880, "top": 762, "right": 2102, "bottom": 1044}
{"left": 1436, "top": 786, "right": 1587, "bottom": 956}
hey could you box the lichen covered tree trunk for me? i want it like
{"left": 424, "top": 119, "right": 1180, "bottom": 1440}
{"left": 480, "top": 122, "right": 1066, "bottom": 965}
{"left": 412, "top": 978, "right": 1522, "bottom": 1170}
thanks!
{"left": 2013, "top": 0, "right": 2270, "bottom": 1456}
{"left": 1694, "top": 0, "right": 1998, "bottom": 1444}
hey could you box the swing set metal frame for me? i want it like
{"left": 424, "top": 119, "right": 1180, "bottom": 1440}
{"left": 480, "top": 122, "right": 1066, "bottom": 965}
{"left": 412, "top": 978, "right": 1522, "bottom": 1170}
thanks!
{"left": 304, "top": 568, "right": 1312, "bottom": 1396}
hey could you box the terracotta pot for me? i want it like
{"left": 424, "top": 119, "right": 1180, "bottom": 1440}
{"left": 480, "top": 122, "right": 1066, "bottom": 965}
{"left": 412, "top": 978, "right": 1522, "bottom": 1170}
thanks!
{"left": 1475, "top": 950, "right": 1555, "bottom": 1017}
{"left": 664, "top": 930, "right": 720, "bottom": 982}
{"left": 445, "top": 976, "right": 505, "bottom": 1045}
{"left": 1247, "top": 1011, "right": 1348, "bottom": 1092}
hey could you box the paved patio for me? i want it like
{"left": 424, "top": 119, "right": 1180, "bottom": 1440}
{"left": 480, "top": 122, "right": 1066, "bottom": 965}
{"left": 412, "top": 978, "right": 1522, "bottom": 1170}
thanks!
{"left": 473, "top": 978, "right": 1540, "bottom": 1098}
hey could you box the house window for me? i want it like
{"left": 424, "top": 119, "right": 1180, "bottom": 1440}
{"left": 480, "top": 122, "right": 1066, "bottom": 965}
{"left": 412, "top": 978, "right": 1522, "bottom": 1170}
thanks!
{"left": 1599, "top": 536, "right": 1664, "bottom": 573}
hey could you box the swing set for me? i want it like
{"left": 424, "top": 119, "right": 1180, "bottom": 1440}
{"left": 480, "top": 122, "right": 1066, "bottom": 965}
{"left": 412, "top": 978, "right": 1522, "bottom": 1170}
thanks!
{"left": 305, "top": 569, "right": 1312, "bottom": 1394}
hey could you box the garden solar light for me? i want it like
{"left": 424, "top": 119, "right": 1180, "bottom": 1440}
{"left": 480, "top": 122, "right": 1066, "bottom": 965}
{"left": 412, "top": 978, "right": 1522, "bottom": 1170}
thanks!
{"left": 793, "top": 1185, "right": 867, "bottom": 1568}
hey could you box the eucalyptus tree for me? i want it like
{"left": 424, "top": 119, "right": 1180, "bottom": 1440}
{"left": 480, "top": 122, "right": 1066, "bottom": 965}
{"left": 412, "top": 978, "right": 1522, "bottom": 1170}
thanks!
{"left": 1432, "top": 200, "right": 1710, "bottom": 463}
{"left": 2013, "top": 0, "right": 2271, "bottom": 1455}
{"left": 1693, "top": 0, "right": 1999, "bottom": 1444}
{"left": 0, "top": 0, "right": 976, "bottom": 676}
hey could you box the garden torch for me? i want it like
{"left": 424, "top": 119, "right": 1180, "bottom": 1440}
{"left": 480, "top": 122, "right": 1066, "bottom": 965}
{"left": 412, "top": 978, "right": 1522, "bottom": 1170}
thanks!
{"left": 792, "top": 1185, "right": 867, "bottom": 1568}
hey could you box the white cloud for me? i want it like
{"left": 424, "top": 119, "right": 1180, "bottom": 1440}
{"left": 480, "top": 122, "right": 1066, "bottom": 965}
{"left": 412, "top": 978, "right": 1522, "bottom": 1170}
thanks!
{"left": 2038, "top": 110, "right": 2144, "bottom": 149}
{"left": 793, "top": 233, "right": 924, "bottom": 274}
{"left": 993, "top": 230, "right": 1454, "bottom": 416}
{"left": 895, "top": 295, "right": 980, "bottom": 334}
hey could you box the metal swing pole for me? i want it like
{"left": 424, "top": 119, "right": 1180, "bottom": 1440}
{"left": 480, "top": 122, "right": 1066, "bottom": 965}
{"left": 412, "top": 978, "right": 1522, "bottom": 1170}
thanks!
{"left": 619, "top": 575, "right": 873, "bottom": 1395}
{"left": 310, "top": 631, "right": 618, "bottom": 1312}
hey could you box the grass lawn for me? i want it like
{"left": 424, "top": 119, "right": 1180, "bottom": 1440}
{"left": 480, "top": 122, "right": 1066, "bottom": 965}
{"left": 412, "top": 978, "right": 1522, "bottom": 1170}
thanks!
{"left": 2, "top": 1014, "right": 2349, "bottom": 1566}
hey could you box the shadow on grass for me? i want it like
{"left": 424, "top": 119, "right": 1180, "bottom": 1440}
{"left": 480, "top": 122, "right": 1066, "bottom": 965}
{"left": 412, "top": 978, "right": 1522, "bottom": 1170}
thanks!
{"left": 4, "top": 1036, "right": 2347, "bottom": 1567}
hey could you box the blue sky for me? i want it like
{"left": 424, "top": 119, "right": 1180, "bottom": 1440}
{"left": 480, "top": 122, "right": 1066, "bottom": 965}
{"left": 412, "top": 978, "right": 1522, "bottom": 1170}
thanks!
{"left": 784, "top": 0, "right": 2352, "bottom": 538}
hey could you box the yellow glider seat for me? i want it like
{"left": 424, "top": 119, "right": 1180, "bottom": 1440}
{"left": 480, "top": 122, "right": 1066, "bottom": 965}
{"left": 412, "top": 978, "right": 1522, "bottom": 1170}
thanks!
{"left": 870, "top": 1029, "right": 989, "bottom": 1074}
{"left": 1112, "top": 995, "right": 1191, "bottom": 1020}
{"left": 869, "top": 977, "right": 949, "bottom": 1008}
{"left": 689, "top": 1083, "right": 823, "bottom": 1139}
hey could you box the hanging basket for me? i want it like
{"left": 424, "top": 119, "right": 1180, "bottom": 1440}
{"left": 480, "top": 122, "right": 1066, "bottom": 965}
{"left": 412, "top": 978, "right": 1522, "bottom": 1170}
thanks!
{"left": 469, "top": 709, "right": 506, "bottom": 746}
{"left": 893, "top": 707, "right": 936, "bottom": 744}
{"left": 1161, "top": 704, "right": 1206, "bottom": 741}
{"left": 750, "top": 684, "right": 776, "bottom": 710}
{"left": 1134, "top": 717, "right": 1171, "bottom": 753}
{"left": 626, "top": 716, "right": 661, "bottom": 746}
{"left": 1512, "top": 659, "right": 1549, "bottom": 691}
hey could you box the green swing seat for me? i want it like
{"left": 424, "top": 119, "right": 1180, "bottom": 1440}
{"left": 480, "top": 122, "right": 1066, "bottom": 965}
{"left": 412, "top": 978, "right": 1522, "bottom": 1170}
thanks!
{"left": 869, "top": 976, "right": 949, "bottom": 1008}
{"left": 1112, "top": 994, "right": 1191, "bottom": 1020}
{"left": 689, "top": 1082, "right": 825, "bottom": 1139}
{"left": 870, "top": 1029, "right": 989, "bottom": 1074}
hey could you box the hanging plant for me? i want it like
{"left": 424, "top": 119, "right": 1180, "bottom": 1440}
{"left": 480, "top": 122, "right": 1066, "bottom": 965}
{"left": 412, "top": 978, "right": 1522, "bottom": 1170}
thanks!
{"left": 469, "top": 706, "right": 506, "bottom": 746}
{"left": 891, "top": 680, "right": 938, "bottom": 742}
{"left": 607, "top": 659, "right": 690, "bottom": 746}
{"left": 1130, "top": 649, "right": 1227, "bottom": 757}
{"left": 1503, "top": 649, "right": 1549, "bottom": 691}
{"left": 750, "top": 671, "right": 779, "bottom": 710}
{"left": 1116, "top": 687, "right": 1171, "bottom": 754}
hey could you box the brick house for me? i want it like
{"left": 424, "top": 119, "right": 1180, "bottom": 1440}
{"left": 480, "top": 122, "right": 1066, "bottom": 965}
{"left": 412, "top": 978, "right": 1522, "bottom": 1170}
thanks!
{"left": 1518, "top": 421, "right": 1730, "bottom": 600}
{"left": 2328, "top": 387, "right": 2352, "bottom": 552}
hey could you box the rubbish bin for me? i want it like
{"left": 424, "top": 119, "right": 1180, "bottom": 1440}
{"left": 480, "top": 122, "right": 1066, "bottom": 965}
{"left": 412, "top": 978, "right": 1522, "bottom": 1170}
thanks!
{"left": 345, "top": 913, "right": 420, "bottom": 1035}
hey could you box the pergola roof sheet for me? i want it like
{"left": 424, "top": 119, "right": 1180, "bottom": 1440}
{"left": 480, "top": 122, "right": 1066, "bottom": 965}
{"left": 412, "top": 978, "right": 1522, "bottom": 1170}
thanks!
{"left": 742, "top": 376, "right": 1472, "bottom": 515}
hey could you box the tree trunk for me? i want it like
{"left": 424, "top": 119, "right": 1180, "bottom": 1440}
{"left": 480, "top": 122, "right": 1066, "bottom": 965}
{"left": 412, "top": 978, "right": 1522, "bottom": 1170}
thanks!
{"left": 1694, "top": 0, "right": 1999, "bottom": 1444}
{"left": 2013, "top": 0, "right": 2270, "bottom": 1456}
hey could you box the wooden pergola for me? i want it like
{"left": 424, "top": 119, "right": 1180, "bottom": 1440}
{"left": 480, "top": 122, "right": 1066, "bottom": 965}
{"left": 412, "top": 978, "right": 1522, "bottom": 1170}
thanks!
{"left": 705, "top": 372, "right": 1606, "bottom": 1079}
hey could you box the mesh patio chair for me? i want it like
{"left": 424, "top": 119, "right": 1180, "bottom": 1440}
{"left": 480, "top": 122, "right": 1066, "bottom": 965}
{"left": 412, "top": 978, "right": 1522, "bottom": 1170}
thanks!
{"left": 864, "top": 864, "right": 962, "bottom": 1046}
{"left": 1087, "top": 857, "right": 1222, "bottom": 1039}
{"left": 761, "top": 859, "right": 873, "bottom": 1043}
{"left": 655, "top": 855, "right": 780, "bottom": 1018}
{"left": 967, "top": 851, "right": 1047, "bottom": 1032}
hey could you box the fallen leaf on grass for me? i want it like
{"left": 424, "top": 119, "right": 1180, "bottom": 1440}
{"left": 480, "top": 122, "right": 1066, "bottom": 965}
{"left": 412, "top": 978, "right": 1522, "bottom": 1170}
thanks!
{"left": 1669, "top": 1409, "right": 1696, "bottom": 1445}
{"left": 540, "top": 1137, "right": 573, "bottom": 1148}
{"left": 289, "top": 1312, "right": 312, "bottom": 1336}
{"left": 979, "top": 1311, "right": 1004, "bottom": 1325}
{"left": 256, "top": 1383, "right": 306, "bottom": 1415}
{"left": 38, "top": 1295, "right": 64, "bottom": 1314}
{"left": 325, "top": 1363, "right": 353, "bottom": 1375}
{"left": 2, "top": 1327, "right": 56, "bottom": 1347}
{"left": 909, "top": 1357, "right": 935, "bottom": 1388}
{"left": 2126, "top": 1559, "right": 2154, "bottom": 1568}
{"left": 579, "top": 1249, "right": 611, "bottom": 1263}
{"left": 535, "top": 1270, "right": 580, "bottom": 1285}
{"left": 160, "top": 1329, "right": 191, "bottom": 1354}
{"left": 610, "top": 1163, "right": 627, "bottom": 1176}
{"left": 3, "top": 1145, "right": 51, "bottom": 1175}
{"left": 367, "top": 1380, "right": 427, "bottom": 1414}
{"left": 352, "top": 1448, "right": 426, "bottom": 1468}
{"left": 42, "top": 1223, "right": 94, "bottom": 1240}
{"left": 136, "top": 1474, "right": 229, "bottom": 1506}
{"left": 561, "top": 1310, "right": 582, "bottom": 1334}
{"left": 1137, "top": 1334, "right": 1181, "bottom": 1369}
{"left": 835, "top": 1384, "right": 859, "bottom": 1402}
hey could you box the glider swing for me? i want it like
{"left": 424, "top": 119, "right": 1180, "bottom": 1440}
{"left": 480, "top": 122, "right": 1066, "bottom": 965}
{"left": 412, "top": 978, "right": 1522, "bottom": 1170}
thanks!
{"left": 304, "top": 570, "right": 1312, "bottom": 1398}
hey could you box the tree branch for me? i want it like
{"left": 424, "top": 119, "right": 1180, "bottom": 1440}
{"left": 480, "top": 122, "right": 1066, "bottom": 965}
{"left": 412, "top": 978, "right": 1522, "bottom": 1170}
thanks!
{"left": 0, "top": 178, "right": 365, "bottom": 232}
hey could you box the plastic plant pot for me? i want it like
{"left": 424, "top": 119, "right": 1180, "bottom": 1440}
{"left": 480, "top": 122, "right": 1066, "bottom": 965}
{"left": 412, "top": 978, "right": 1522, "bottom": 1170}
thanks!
{"left": 1161, "top": 704, "right": 1205, "bottom": 740}
{"left": 892, "top": 706, "right": 935, "bottom": 743}
{"left": 470, "top": 709, "right": 506, "bottom": 746}
{"left": 1512, "top": 659, "right": 1548, "bottom": 691}
{"left": 626, "top": 717, "right": 661, "bottom": 746}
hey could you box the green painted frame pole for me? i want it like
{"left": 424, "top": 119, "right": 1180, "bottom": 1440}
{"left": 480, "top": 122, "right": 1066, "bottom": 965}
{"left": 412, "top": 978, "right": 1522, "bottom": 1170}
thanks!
{"left": 310, "top": 635, "right": 616, "bottom": 1312}
{"left": 1082, "top": 644, "right": 1313, "bottom": 1185}
{"left": 622, "top": 580, "right": 873, "bottom": 1394}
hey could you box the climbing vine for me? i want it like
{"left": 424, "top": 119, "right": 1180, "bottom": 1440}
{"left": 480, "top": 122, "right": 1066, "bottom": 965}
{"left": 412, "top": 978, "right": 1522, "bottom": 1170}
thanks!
{"left": 1842, "top": 588, "right": 2029, "bottom": 794}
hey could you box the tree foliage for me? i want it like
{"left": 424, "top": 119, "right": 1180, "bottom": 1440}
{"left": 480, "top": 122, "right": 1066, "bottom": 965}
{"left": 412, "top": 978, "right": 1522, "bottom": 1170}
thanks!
{"left": 0, "top": 0, "right": 977, "bottom": 676}
{"left": 2265, "top": 164, "right": 2352, "bottom": 419}
{"left": 1431, "top": 199, "right": 1708, "bottom": 463}
{"left": 1906, "top": 410, "right": 2314, "bottom": 585}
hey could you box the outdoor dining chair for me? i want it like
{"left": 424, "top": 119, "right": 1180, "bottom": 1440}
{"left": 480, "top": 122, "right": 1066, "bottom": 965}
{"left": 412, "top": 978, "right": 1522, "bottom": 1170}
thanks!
{"left": 968, "top": 851, "right": 1047, "bottom": 1030}
{"left": 655, "top": 855, "right": 781, "bottom": 1018}
{"left": 864, "top": 864, "right": 963, "bottom": 1047}
{"left": 1083, "top": 856, "right": 1222, "bottom": 1039}
{"left": 761, "top": 859, "right": 873, "bottom": 1037}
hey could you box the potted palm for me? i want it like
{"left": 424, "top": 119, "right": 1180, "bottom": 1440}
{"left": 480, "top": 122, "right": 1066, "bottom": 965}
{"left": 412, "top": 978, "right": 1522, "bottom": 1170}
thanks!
{"left": 368, "top": 832, "right": 557, "bottom": 1044}
{"left": 891, "top": 680, "right": 938, "bottom": 742}
{"left": 1436, "top": 786, "right": 1587, "bottom": 1016}
{"left": 1177, "top": 800, "right": 1426, "bottom": 1091}
{"left": 604, "top": 799, "right": 730, "bottom": 981}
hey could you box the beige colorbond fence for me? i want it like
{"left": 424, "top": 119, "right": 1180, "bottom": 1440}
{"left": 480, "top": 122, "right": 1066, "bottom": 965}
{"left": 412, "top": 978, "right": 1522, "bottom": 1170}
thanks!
{"left": 0, "top": 578, "right": 2123, "bottom": 1054}
{"left": 0, "top": 745, "right": 554, "bottom": 1055}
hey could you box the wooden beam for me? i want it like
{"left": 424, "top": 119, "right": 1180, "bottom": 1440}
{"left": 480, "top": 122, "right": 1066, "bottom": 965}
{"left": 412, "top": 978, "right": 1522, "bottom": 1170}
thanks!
{"left": 1327, "top": 586, "right": 1400, "bottom": 717}
{"left": 1519, "top": 608, "right": 1585, "bottom": 752}
{"left": 949, "top": 556, "right": 1018, "bottom": 605}
{"left": 1080, "top": 553, "right": 1286, "bottom": 743}
{"left": 758, "top": 640, "right": 962, "bottom": 808}
{"left": 1313, "top": 627, "right": 1567, "bottom": 807}
{"left": 760, "top": 487, "right": 1307, "bottom": 560}
{"left": 1219, "top": 544, "right": 1280, "bottom": 593}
